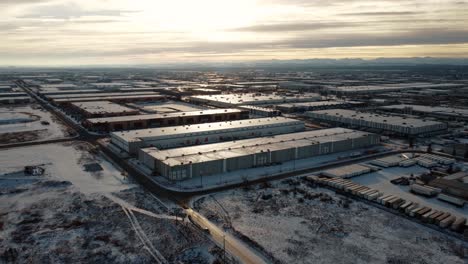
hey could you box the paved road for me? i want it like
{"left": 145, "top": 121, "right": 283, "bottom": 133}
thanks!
{"left": 186, "top": 209, "right": 268, "bottom": 264}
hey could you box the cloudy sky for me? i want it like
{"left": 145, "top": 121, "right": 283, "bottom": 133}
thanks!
{"left": 1, "top": 0, "right": 467, "bottom": 65}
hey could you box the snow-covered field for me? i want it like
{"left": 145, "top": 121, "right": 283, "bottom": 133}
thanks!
{"left": 194, "top": 178, "right": 468, "bottom": 264}
{"left": 0, "top": 104, "right": 72, "bottom": 144}
{"left": 0, "top": 143, "right": 221, "bottom": 263}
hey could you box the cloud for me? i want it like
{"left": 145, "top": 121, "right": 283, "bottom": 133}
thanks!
{"left": 230, "top": 22, "right": 354, "bottom": 32}
{"left": 18, "top": 2, "right": 138, "bottom": 19}
{"left": 340, "top": 11, "right": 421, "bottom": 16}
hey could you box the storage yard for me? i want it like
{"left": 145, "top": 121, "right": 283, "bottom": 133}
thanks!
{"left": 194, "top": 178, "right": 468, "bottom": 264}
{"left": 307, "top": 109, "right": 448, "bottom": 136}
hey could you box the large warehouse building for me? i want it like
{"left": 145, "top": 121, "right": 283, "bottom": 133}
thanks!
{"left": 84, "top": 108, "right": 249, "bottom": 131}
{"left": 139, "top": 128, "right": 380, "bottom": 180}
{"left": 69, "top": 101, "right": 139, "bottom": 118}
{"left": 188, "top": 93, "right": 322, "bottom": 107}
{"left": 111, "top": 117, "right": 305, "bottom": 154}
{"left": 325, "top": 82, "right": 464, "bottom": 95}
{"left": 306, "top": 109, "right": 447, "bottom": 136}
{"left": 380, "top": 104, "right": 468, "bottom": 121}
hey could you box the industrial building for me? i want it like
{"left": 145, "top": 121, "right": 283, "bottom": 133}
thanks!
{"left": 0, "top": 96, "right": 33, "bottom": 104}
{"left": 325, "top": 82, "right": 463, "bottom": 95}
{"left": 111, "top": 117, "right": 305, "bottom": 154}
{"left": 138, "top": 128, "right": 379, "bottom": 180}
{"left": 380, "top": 104, "right": 468, "bottom": 121}
{"left": 69, "top": 101, "right": 139, "bottom": 118}
{"left": 46, "top": 91, "right": 159, "bottom": 100}
{"left": 238, "top": 105, "right": 281, "bottom": 117}
{"left": 84, "top": 108, "right": 249, "bottom": 132}
{"left": 276, "top": 101, "right": 364, "bottom": 113}
{"left": 52, "top": 94, "right": 165, "bottom": 105}
{"left": 306, "top": 109, "right": 447, "bottom": 136}
{"left": 188, "top": 93, "right": 322, "bottom": 107}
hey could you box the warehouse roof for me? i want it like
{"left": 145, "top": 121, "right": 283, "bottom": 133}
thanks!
{"left": 141, "top": 128, "right": 373, "bottom": 166}
{"left": 276, "top": 100, "right": 362, "bottom": 109}
{"left": 381, "top": 104, "right": 468, "bottom": 118}
{"left": 71, "top": 101, "right": 138, "bottom": 115}
{"left": 190, "top": 93, "right": 321, "bottom": 105}
{"left": 87, "top": 108, "right": 245, "bottom": 124}
{"left": 307, "top": 109, "right": 445, "bottom": 128}
{"left": 112, "top": 117, "right": 304, "bottom": 142}
{"left": 47, "top": 91, "right": 159, "bottom": 99}
{"left": 53, "top": 94, "right": 165, "bottom": 103}
{"left": 326, "top": 82, "right": 462, "bottom": 93}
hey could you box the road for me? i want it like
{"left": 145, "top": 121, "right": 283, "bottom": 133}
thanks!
{"left": 186, "top": 208, "right": 268, "bottom": 264}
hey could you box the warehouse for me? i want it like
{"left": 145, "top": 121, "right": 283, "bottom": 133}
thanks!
{"left": 111, "top": 117, "right": 305, "bottom": 154}
{"left": 380, "top": 104, "right": 468, "bottom": 121}
{"left": 138, "top": 128, "right": 379, "bottom": 180}
{"left": 325, "top": 82, "right": 463, "bottom": 95}
{"left": 276, "top": 100, "right": 364, "bottom": 113}
{"left": 306, "top": 109, "right": 447, "bottom": 136}
{"left": 52, "top": 94, "right": 165, "bottom": 104}
{"left": 0, "top": 96, "right": 33, "bottom": 105}
{"left": 84, "top": 108, "right": 249, "bottom": 132}
{"left": 69, "top": 101, "right": 139, "bottom": 118}
{"left": 46, "top": 91, "right": 159, "bottom": 100}
{"left": 238, "top": 105, "right": 281, "bottom": 117}
{"left": 189, "top": 93, "right": 322, "bottom": 107}
{"left": 89, "top": 82, "right": 128, "bottom": 89}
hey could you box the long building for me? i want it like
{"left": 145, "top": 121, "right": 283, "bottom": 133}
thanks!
{"left": 189, "top": 93, "right": 322, "bottom": 107}
{"left": 276, "top": 100, "right": 364, "bottom": 113}
{"left": 139, "top": 128, "right": 380, "bottom": 180}
{"left": 70, "top": 101, "right": 139, "bottom": 118}
{"left": 325, "top": 83, "right": 464, "bottom": 95}
{"left": 84, "top": 108, "right": 249, "bottom": 131}
{"left": 111, "top": 117, "right": 305, "bottom": 154}
{"left": 52, "top": 94, "right": 165, "bottom": 104}
{"left": 306, "top": 109, "right": 447, "bottom": 136}
{"left": 380, "top": 104, "right": 468, "bottom": 121}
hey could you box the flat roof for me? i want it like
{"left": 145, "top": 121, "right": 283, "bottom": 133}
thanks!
{"left": 327, "top": 82, "right": 463, "bottom": 93}
{"left": 40, "top": 84, "right": 78, "bottom": 89}
{"left": 53, "top": 94, "right": 165, "bottom": 103}
{"left": 39, "top": 89, "right": 101, "bottom": 95}
{"left": 276, "top": 100, "right": 362, "bottom": 108}
{"left": 190, "top": 93, "right": 321, "bottom": 105}
{"left": 87, "top": 108, "right": 245, "bottom": 124}
{"left": 381, "top": 104, "right": 468, "bottom": 118}
{"left": 112, "top": 117, "right": 303, "bottom": 142}
{"left": 71, "top": 101, "right": 138, "bottom": 115}
{"left": 47, "top": 91, "right": 159, "bottom": 99}
{"left": 307, "top": 109, "right": 445, "bottom": 128}
{"left": 90, "top": 82, "right": 128, "bottom": 87}
{"left": 142, "top": 128, "right": 373, "bottom": 166}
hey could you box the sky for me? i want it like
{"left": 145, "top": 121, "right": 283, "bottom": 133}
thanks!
{"left": 1, "top": 0, "right": 468, "bottom": 66}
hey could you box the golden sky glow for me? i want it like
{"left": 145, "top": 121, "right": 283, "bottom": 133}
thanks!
{"left": 1, "top": 0, "right": 467, "bottom": 65}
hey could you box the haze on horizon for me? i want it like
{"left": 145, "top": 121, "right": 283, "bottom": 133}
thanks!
{"left": 1, "top": 0, "right": 468, "bottom": 66}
